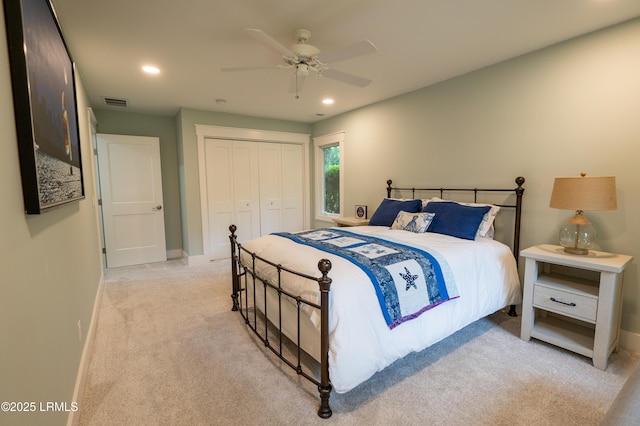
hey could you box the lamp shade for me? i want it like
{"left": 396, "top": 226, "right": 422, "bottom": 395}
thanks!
{"left": 549, "top": 175, "right": 617, "bottom": 211}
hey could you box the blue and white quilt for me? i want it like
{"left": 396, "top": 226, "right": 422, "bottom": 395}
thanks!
{"left": 273, "top": 228, "right": 459, "bottom": 329}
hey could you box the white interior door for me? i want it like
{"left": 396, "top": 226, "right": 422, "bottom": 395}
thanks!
{"left": 96, "top": 134, "right": 166, "bottom": 268}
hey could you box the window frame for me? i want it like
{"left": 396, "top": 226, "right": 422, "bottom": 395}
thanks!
{"left": 314, "top": 131, "right": 344, "bottom": 222}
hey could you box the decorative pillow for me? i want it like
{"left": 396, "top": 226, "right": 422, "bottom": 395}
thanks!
{"left": 368, "top": 198, "right": 422, "bottom": 227}
{"left": 428, "top": 197, "right": 500, "bottom": 238}
{"left": 391, "top": 211, "right": 436, "bottom": 233}
{"left": 422, "top": 201, "right": 491, "bottom": 240}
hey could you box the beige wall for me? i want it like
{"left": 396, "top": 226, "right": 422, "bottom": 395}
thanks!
{"left": 313, "top": 18, "right": 640, "bottom": 337}
{"left": 0, "top": 6, "right": 103, "bottom": 424}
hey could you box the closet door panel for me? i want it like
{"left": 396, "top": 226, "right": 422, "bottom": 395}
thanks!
{"left": 258, "top": 143, "right": 283, "bottom": 236}
{"left": 205, "top": 140, "right": 235, "bottom": 259}
{"left": 282, "top": 144, "right": 304, "bottom": 232}
{"left": 233, "top": 141, "right": 261, "bottom": 241}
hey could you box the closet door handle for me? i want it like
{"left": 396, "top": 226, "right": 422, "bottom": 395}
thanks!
{"left": 152, "top": 205, "right": 162, "bottom": 211}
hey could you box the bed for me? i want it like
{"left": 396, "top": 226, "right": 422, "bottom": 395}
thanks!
{"left": 229, "top": 177, "right": 525, "bottom": 418}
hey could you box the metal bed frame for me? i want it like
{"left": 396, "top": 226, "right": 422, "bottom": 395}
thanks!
{"left": 229, "top": 176, "right": 525, "bottom": 418}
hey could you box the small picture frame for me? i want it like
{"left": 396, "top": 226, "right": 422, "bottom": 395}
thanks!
{"left": 355, "top": 205, "right": 368, "bottom": 219}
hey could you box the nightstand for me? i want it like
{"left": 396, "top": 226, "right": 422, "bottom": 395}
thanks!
{"left": 332, "top": 217, "right": 369, "bottom": 227}
{"left": 520, "top": 244, "right": 632, "bottom": 370}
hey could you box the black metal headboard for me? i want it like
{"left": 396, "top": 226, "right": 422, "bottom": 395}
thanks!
{"left": 386, "top": 177, "right": 526, "bottom": 262}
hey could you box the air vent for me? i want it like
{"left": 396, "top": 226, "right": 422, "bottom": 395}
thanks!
{"left": 103, "top": 97, "right": 128, "bottom": 107}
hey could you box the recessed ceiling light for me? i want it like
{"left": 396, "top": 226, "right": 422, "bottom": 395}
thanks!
{"left": 142, "top": 65, "right": 160, "bottom": 74}
{"left": 322, "top": 98, "right": 334, "bottom": 105}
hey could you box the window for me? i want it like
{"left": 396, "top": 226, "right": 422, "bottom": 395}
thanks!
{"left": 323, "top": 145, "right": 340, "bottom": 214}
{"left": 314, "top": 132, "right": 344, "bottom": 221}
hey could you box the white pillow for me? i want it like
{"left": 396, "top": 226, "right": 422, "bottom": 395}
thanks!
{"left": 388, "top": 197, "right": 433, "bottom": 209}
{"left": 391, "top": 211, "right": 436, "bottom": 233}
{"left": 427, "top": 197, "right": 499, "bottom": 238}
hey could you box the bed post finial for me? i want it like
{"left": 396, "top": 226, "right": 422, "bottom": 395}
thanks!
{"left": 386, "top": 179, "right": 393, "bottom": 198}
{"left": 317, "top": 259, "right": 333, "bottom": 418}
{"left": 512, "top": 177, "right": 525, "bottom": 259}
{"left": 229, "top": 225, "right": 239, "bottom": 311}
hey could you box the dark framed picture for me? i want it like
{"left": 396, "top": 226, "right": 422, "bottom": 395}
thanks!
{"left": 3, "top": 0, "right": 84, "bottom": 214}
{"left": 355, "top": 205, "right": 367, "bottom": 219}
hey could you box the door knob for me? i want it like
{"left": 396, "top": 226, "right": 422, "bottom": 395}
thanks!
{"left": 152, "top": 205, "right": 162, "bottom": 211}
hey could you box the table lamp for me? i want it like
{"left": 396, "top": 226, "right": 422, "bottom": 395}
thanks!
{"left": 549, "top": 173, "right": 617, "bottom": 255}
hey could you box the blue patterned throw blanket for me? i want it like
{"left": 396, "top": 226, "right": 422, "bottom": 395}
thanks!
{"left": 273, "top": 229, "right": 459, "bottom": 329}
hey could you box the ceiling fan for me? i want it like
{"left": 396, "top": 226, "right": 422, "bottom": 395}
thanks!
{"left": 220, "top": 28, "right": 377, "bottom": 98}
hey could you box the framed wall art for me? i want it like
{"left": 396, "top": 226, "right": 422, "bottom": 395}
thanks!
{"left": 3, "top": 0, "right": 84, "bottom": 214}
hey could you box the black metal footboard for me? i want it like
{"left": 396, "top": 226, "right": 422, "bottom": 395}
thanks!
{"left": 229, "top": 225, "right": 333, "bottom": 418}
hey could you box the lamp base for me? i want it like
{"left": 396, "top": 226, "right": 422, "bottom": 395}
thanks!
{"left": 558, "top": 211, "right": 596, "bottom": 256}
{"left": 563, "top": 246, "right": 589, "bottom": 255}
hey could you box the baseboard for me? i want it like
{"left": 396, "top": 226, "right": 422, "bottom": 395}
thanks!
{"left": 166, "top": 248, "right": 182, "bottom": 260}
{"left": 67, "top": 271, "right": 105, "bottom": 426}
{"left": 620, "top": 329, "right": 640, "bottom": 353}
{"left": 184, "top": 251, "right": 210, "bottom": 265}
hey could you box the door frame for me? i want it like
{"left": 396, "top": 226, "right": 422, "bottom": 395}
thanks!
{"left": 195, "top": 125, "right": 310, "bottom": 263}
{"left": 87, "top": 107, "right": 106, "bottom": 270}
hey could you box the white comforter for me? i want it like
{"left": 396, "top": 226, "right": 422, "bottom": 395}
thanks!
{"left": 241, "top": 226, "right": 522, "bottom": 393}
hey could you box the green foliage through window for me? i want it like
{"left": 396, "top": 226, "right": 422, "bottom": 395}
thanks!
{"left": 323, "top": 146, "right": 340, "bottom": 214}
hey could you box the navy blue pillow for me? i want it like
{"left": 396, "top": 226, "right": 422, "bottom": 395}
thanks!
{"left": 369, "top": 199, "right": 422, "bottom": 227}
{"left": 423, "top": 201, "right": 491, "bottom": 240}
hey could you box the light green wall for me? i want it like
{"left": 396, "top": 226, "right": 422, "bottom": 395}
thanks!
{"left": 93, "top": 109, "right": 182, "bottom": 253}
{"left": 3, "top": 13, "right": 638, "bottom": 424}
{"left": 313, "top": 18, "right": 640, "bottom": 335}
{"left": 0, "top": 6, "right": 103, "bottom": 423}
{"left": 176, "top": 108, "right": 312, "bottom": 257}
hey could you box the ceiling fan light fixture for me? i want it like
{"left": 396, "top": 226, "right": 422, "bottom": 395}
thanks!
{"left": 296, "top": 64, "right": 310, "bottom": 76}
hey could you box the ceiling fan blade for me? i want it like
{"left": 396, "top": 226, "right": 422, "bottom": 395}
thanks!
{"left": 316, "top": 40, "right": 377, "bottom": 64}
{"left": 220, "top": 65, "right": 281, "bottom": 72}
{"left": 321, "top": 68, "right": 372, "bottom": 88}
{"left": 245, "top": 28, "right": 297, "bottom": 60}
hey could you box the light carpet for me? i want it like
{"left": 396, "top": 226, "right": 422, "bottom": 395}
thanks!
{"left": 78, "top": 259, "right": 639, "bottom": 426}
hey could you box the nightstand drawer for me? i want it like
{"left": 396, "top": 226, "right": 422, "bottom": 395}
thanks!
{"left": 533, "top": 284, "right": 597, "bottom": 323}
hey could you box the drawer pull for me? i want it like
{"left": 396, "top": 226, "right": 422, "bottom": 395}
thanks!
{"left": 550, "top": 297, "right": 576, "bottom": 307}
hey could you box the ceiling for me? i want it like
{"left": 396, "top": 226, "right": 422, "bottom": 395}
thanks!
{"left": 49, "top": 0, "right": 640, "bottom": 123}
